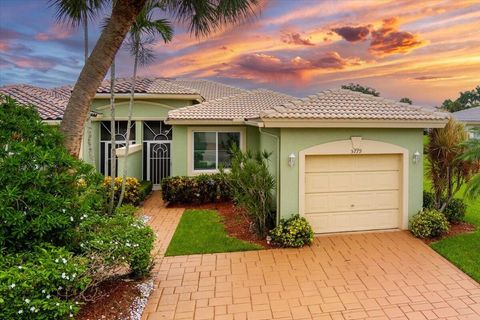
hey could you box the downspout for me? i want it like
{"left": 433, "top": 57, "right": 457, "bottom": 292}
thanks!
{"left": 259, "top": 127, "right": 281, "bottom": 225}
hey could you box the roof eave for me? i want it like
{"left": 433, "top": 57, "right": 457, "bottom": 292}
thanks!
{"left": 165, "top": 118, "right": 245, "bottom": 125}
{"left": 260, "top": 119, "right": 449, "bottom": 129}
{"left": 94, "top": 93, "right": 204, "bottom": 102}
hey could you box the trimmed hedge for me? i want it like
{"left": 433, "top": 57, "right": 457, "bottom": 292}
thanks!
{"left": 161, "top": 174, "right": 231, "bottom": 204}
{"left": 139, "top": 180, "right": 153, "bottom": 202}
{"left": 410, "top": 209, "right": 449, "bottom": 238}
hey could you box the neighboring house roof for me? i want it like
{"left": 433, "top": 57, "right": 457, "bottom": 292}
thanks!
{"left": 0, "top": 84, "right": 68, "bottom": 120}
{"left": 167, "top": 89, "right": 295, "bottom": 122}
{"left": 95, "top": 77, "right": 247, "bottom": 101}
{"left": 453, "top": 107, "right": 480, "bottom": 124}
{"left": 172, "top": 79, "right": 248, "bottom": 101}
{"left": 255, "top": 89, "right": 449, "bottom": 123}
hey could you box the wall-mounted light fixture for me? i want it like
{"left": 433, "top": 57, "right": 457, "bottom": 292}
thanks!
{"left": 288, "top": 152, "right": 296, "bottom": 167}
{"left": 413, "top": 151, "right": 421, "bottom": 164}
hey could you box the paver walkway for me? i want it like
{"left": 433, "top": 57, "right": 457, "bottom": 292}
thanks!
{"left": 141, "top": 193, "right": 480, "bottom": 320}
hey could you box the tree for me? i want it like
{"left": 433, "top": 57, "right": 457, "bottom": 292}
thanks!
{"left": 60, "top": 0, "right": 148, "bottom": 157}
{"left": 117, "top": 1, "right": 173, "bottom": 208}
{"left": 441, "top": 85, "right": 480, "bottom": 112}
{"left": 51, "top": 0, "right": 105, "bottom": 164}
{"left": 341, "top": 83, "right": 380, "bottom": 96}
{"left": 60, "top": 0, "right": 260, "bottom": 157}
{"left": 459, "top": 128, "right": 480, "bottom": 199}
{"left": 400, "top": 97, "right": 412, "bottom": 105}
{"left": 427, "top": 118, "right": 477, "bottom": 211}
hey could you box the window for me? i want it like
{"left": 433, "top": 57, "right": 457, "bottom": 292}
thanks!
{"left": 193, "top": 131, "right": 240, "bottom": 170}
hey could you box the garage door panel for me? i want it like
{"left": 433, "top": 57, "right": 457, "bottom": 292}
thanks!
{"left": 306, "top": 210, "right": 399, "bottom": 234}
{"left": 306, "top": 171, "right": 399, "bottom": 193}
{"left": 305, "top": 190, "right": 399, "bottom": 213}
{"left": 304, "top": 154, "right": 402, "bottom": 233}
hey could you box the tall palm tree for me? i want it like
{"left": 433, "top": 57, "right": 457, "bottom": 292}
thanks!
{"left": 117, "top": 1, "right": 173, "bottom": 208}
{"left": 60, "top": 0, "right": 260, "bottom": 157}
{"left": 51, "top": 0, "right": 104, "bottom": 164}
{"left": 459, "top": 129, "right": 480, "bottom": 199}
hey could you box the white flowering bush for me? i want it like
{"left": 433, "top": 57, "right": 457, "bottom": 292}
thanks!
{"left": 78, "top": 210, "right": 155, "bottom": 278}
{"left": 0, "top": 245, "right": 90, "bottom": 319}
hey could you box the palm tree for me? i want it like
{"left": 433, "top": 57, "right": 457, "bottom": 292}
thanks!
{"left": 459, "top": 128, "right": 480, "bottom": 199}
{"left": 117, "top": 1, "right": 173, "bottom": 208}
{"left": 60, "top": 0, "right": 260, "bottom": 157}
{"left": 51, "top": 0, "right": 104, "bottom": 164}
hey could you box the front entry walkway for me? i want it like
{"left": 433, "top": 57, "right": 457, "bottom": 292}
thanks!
{"left": 141, "top": 195, "right": 480, "bottom": 320}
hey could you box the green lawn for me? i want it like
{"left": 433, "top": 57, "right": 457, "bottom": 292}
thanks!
{"left": 165, "top": 209, "right": 262, "bottom": 256}
{"left": 423, "top": 136, "right": 480, "bottom": 282}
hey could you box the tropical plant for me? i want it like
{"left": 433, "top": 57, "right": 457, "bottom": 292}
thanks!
{"left": 400, "top": 97, "right": 412, "bottom": 104}
{"left": 459, "top": 128, "right": 480, "bottom": 199}
{"left": 341, "top": 83, "right": 380, "bottom": 96}
{"left": 427, "top": 118, "right": 476, "bottom": 212}
{"left": 59, "top": 0, "right": 260, "bottom": 157}
{"left": 118, "top": 0, "right": 173, "bottom": 207}
{"left": 161, "top": 174, "right": 231, "bottom": 204}
{"left": 223, "top": 148, "right": 275, "bottom": 237}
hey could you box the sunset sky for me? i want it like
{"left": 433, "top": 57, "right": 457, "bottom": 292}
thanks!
{"left": 0, "top": 0, "right": 479, "bottom": 106}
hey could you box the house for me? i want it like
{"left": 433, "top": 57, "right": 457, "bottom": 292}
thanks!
{"left": 453, "top": 107, "right": 480, "bottom": 138}
{"left": 1, "top": 78, "right": 450, "bottom": 234}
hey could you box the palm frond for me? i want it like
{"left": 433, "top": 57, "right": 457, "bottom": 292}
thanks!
{"left": 162, "top": 0, "right": 260, "bottom": 38}
{"left": 464, "top": 173, "right": 480, "bottom": 200}
{"left": 49, "top": 0, "right": 106, "bottom": 27}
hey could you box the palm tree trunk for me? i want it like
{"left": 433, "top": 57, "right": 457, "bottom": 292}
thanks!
{"left": 108, "top": 61, "right": 117, "bottom": 215}
{"left": 60, "top": 0, "right": 147, "bottom": 157}
{"left": 117, "top": 51, "right": 138, "bottom": 208}
{"left": 84, "top": 14, "right": 95, "bottom": 165}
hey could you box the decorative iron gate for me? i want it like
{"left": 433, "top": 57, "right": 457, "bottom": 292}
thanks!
{"left": 100, "top": 121, "right": 135, "bottom": 176}
{"left": 143, "top": 121, "right": 172, "bottom": 187}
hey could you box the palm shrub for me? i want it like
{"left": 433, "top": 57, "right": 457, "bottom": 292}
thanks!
{"left": 223, "top": 148, "right": 275, "bottom": 238}
{"left": 427, "top": 118, "right": 477, "bottom": 212}
{"left": 459, "top": 128, "right": 480, "bottom": 199}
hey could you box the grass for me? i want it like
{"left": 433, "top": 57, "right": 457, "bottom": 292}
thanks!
{"left": 165, "top": 209, "right": 262, "bottom": 256}
{"left": 423, "top": 136, "right": 480, "bottom": 282}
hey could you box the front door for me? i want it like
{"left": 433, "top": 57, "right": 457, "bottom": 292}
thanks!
{"left": 100, "top": 121, "right": 136, "bottom": 177}
{"left": 143, "top": 121, "right": 172, "bottom": 188}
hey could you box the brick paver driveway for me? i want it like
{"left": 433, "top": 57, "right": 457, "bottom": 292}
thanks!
{"left": 141, "top": 194, "right": 480, "bottom": 320}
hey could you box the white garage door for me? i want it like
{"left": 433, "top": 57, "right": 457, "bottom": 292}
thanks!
{"left": 304, "top": 154, "right": 402, "bottom": 233}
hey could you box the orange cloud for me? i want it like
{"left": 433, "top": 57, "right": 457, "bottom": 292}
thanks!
{"left": 281, "top": 32, "right": 314, "bottom": 46}
{"left": 35, "top": 24, "right": 75, "bottom": 41}
{"left": 369, "top": 18, "right": 425, "bottom": 56}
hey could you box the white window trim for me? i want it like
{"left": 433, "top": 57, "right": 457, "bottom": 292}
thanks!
{"left": 187, "top": 126, "right": 246, "bottom": 176}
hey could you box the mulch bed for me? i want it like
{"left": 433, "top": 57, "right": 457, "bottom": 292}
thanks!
{"left": 169, "top": 201, "right": 274, "bottom": 249}
{"left": 76, "top": 277, "right": 143, "bottom": 320}
{"left": 422, "top": 221, "right": 477, "bottom": 244}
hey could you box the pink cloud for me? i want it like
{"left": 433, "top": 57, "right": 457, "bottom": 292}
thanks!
{"left": 0, "top": 42, "right": 9, "bottom": 52}
{"left": 9, "top": 57, "right": 56, "bottom": 71}
{"left": 281, "top": 32, "right": 315, "bottom": 46}
{"left": 35, "top": 24, "right": 75, "bottom": 41}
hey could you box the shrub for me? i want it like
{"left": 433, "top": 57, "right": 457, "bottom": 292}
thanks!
{"left": 423, "top": 191, "right": 466, "bottom": 223}
{"left": 104, "top": 176, "right": 141, "bottom": 205}
{"left": 269, "top": 215, "right": 314, "bottom": 248}
{"left": 0, "top": 96, "right": 105, "bottom": 252}
{"left": 139, "top": 180, "right": 153, "bottom": 202}
{"left": 225, "top": 148, "right": 276, "bottom": 237}
{"left": 423, "top": 191, "right": 435, "bottom": 209}
{"left": 443, "top": 198, "right": 466, "bottom": 223}
{"left": 161, "top": 174, "right": 231, "bottom": 204}
{"left": 78, "top": 213, "right": 155, "bottom": 278}
{"left": 115, "top": 204, "right": 138, "bottom": 216}
{"left": 410, "top": 209, "right": 450, "bottom": 238}
{"left": 0, "top": 244, "right": 90, "bottom": 320}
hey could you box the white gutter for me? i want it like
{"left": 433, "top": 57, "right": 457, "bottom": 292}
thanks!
{"left": 259, "top": 127, "right": 280, "bottom": 225}
{"left": 94, "top": 93, "right": 204, "bottom": 102}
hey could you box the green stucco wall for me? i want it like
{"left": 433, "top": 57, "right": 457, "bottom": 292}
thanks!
{"left": 81, "top": 98, "right": 194, "bottom": 174}
{"left": 172, "top": 126, "right": 188, "bottom": 176}
{"left": 277, "top": 128, "right": 425, "bottom": 222}
{"left": 117, "top": 149, "right": 143, "bottom": 180}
